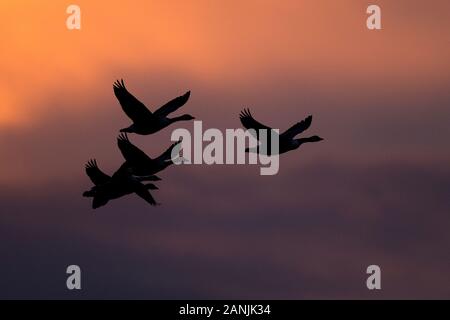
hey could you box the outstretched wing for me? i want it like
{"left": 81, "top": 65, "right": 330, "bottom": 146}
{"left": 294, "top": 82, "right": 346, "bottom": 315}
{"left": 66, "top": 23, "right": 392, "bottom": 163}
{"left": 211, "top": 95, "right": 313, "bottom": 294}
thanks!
{"left": 134, "top": 183, "right": 158, "bottom": 206}
{"left": 117, "top": 133, "right": 152, "bottom": 164}
{"left": 113, "top": 79, "right": 153, "bottom": 123}
{"left": 239, "top": 108, "right": 273, "bottom": 132}
{"left": 85, "top": 159, "right": 111, "bottom": 186}
{"left": 239, "top": 108, "right": 275, "bottom": 142}
{"left": 111, "top": 161, "right": 132, "bottom": 179}
{"left": 153, "top": 91, "right": 191, "bottom": 117}
{"left": 281, "top": 115, "right": 313, "bottom": 139}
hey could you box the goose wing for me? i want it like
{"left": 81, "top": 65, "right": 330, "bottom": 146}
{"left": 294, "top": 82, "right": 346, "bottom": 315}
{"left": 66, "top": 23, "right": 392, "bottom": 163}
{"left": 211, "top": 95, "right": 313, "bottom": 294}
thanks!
{"left": 239, "top": 108, "right": 276, "bottom": 142}
{"left": 153, "top": 91, "right": 191, "bottom": 117}
{"left": 110, "top": 161, "right": 132, "bottom": 179}
{"left": 281, "top": 115, "right": 313, "bottom": 139}
{"left": 239, "top": 108, "right": 272, "bottom": 132}
{"left": 117, "top": 133, "right": 152, "bottom": 165}
{"left": 85, "top": 159, "right": 111, "bottom": 186}
{"left": 113, "top": 79, "right": 153, "bottom": 123}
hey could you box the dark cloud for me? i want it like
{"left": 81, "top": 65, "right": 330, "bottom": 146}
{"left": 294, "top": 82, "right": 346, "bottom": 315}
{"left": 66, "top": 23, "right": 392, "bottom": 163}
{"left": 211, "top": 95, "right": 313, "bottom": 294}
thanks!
{"left": 1, "top": 155, "right": 449, "bottom": 298}
{"left": 1, "top": 0, "right": 450, "bottom": 299}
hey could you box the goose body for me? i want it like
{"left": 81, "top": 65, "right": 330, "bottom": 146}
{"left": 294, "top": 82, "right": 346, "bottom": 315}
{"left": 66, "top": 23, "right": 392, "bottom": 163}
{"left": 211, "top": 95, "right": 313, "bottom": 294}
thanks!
{"left": 113, "top": 79, "right": 194, "bottom": 135}
{"left": 239, "top": 109, "right": 323, "bottom": 156}
{"left": 83, "top": 160, "right": 160, "bottom": 209}
{"left": 117, "top": 133, "right": 183, "bottom": 176}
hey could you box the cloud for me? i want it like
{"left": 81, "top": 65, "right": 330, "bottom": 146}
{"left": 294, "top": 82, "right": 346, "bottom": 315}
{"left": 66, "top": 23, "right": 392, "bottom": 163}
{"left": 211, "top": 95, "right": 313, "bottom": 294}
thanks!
{"left": 1, "top": 155, "right": 449, "bottom": 298}
{"left": 1, "top": 0, "right": 449, "bottom": 299}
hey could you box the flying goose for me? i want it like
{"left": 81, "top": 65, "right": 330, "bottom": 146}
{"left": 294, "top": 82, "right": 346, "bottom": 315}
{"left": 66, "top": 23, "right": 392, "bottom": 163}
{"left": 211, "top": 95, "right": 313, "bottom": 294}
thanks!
{"left": 113, "top": 79, "right": 194, "bottom": 135}
{"left": 83, "top": 159, "right": 160, "bottom": 209}
{"left": 117, "top": 133, "right": 183, "bottom": 176}
{"left": 239, "top": 109, "right": 323, "bottom": 155}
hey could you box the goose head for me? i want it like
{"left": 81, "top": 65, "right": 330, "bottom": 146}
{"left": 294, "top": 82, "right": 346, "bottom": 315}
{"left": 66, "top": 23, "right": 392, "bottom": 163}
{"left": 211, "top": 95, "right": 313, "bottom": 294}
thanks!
{"left": 306, "top": 135, "right": 324, "bottom": 142}
{"left": 295, "top": 135, "right": 324, "bottom": 146}
{"left": 170, "top": 114, "right": 195, "bottom": 122}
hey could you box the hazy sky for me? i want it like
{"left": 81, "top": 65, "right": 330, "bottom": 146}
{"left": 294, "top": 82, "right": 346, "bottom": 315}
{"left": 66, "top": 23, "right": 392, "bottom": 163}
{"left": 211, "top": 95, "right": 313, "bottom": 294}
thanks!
{"left": 1, "top": 0, "right": 449, "bottom": 298}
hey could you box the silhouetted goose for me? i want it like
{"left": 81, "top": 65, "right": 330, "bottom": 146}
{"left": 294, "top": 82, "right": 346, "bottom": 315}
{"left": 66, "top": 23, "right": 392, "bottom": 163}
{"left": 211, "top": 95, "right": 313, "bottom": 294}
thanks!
{"left": 117, "top": 133, "right": 182, "bottom": 176}
{"left": 113, "top": 79, "right": 194, "bottom": 135}
{"left": 83, "top": 159, "right": 160, "bottom": 209}
{"left": 239, "top": 109, "right": 323, "bottom": 155}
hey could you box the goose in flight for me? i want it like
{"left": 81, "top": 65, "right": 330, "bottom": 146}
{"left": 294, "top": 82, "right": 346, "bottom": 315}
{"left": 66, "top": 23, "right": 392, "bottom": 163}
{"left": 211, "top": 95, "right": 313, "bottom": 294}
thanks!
{"left": 239, "top": 109, "right": 323, "bottom": 155}
{"left": 83, "top": 159, "right": 160, "bottom": 209}
{"left": 113, "top": 79, "right": 194, "bottom": 135}
{"left": 117, "top": 133, "right": 183, "bottom": 177}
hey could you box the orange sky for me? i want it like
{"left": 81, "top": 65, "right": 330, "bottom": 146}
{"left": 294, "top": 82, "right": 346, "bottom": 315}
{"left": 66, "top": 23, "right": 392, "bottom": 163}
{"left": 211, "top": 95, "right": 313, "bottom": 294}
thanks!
{"left": 0, "top": 0, "right": 449, "bottom": 187}
{"left": 1, "top": 0, "right": 449, "bottom": 127}
{"left": 1, "top": 1, "right": 450, "bottom": 299}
